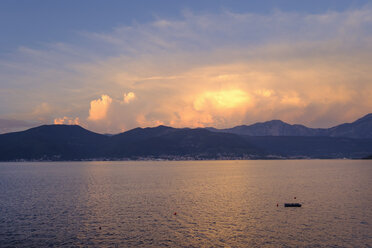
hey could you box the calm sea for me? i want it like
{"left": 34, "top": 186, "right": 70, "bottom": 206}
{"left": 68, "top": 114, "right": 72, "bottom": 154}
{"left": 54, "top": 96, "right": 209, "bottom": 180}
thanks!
{"left": 0, "top": 160, "right": 371, "bottom": 247}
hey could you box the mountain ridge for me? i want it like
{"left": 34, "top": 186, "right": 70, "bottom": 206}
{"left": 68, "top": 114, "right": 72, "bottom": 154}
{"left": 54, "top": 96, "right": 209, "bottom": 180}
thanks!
{"left": 0, "top": 113, "right": 372, "bottom": 161}
{"left": 206, "top": 113, "right": 372, "bottom": 138}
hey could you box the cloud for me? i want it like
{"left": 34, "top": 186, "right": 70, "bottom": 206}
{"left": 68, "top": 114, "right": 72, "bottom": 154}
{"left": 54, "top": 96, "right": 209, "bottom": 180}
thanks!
{"left": 88, "top": 95, "right": 112, "bottom": 121}
{"left": 1, "top": 7, "right": 372, "bottom": 132}
{"left": 193, "top": 90, "right": 251, "bottom": 111}
{"left": 123, "top": 92, "right": 136, "bottom": 104}
{"left": 54, "top": 117, "right": 80, "bottom": 125}
{"left": 29, "top": 102, "right": 53, "bottom": 122}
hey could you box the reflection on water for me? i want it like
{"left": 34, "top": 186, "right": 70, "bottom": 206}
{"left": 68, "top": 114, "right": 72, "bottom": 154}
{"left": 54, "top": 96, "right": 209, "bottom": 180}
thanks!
{"left": 0, "top": 160, "right": 371, "bottom": 247}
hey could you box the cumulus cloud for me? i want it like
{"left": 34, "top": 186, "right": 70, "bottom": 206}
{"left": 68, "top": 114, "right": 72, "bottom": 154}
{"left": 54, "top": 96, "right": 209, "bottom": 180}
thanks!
{"left": 1, "top": 7, "right": 372, "bottom": 132}
{"left": 88, "top": 95, "right": 112, "bottom": 121}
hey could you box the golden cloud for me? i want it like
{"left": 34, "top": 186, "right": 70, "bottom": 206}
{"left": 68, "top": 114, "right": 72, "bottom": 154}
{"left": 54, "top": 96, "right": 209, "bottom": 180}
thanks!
{"left": 123, "top": 92, "right": 136, "bottom": 104}
{"left": 193, "top": 89, "right": 251, "bottom": 111}
{"left": 88, "top": 95, "right": 112, "bottom": 121}
{"left": 54, "top": 117, "right": 80, "bottom": 125}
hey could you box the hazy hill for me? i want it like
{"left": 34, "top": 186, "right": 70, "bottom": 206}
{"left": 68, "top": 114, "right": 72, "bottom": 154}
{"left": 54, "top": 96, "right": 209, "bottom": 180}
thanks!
{"left": 207, "top": 113, "right": 372, "bottom": 138}
{"left": 207, "top": 120, "right": 324, "bottom": 136}
{"left": 327, "top": 113, "right": 372, "bottom": 138}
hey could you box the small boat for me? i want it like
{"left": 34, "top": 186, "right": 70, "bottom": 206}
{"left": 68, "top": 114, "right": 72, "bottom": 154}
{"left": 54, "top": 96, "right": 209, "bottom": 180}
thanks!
{"left": 284, "top": 203, "right": 302, "bottom": 207}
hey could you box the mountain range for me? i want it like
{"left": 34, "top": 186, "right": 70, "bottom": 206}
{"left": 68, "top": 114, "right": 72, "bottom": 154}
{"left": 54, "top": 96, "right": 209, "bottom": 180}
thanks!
{"left": 207, "top": 113, "right": 372, "bottom": 138}
{"left": 0, "top": 113, "right": 371, "bottom": 161}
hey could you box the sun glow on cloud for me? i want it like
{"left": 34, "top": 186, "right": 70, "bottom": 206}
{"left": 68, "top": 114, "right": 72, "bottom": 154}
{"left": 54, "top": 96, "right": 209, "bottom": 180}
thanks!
{"left": 123, "top": 92, "right": 136, "bottom": 104}
{"left": 88, "top": 95, "right": 112, "bottom": 121}
{"left": 54, "top": 117, "right": 80, "bottom": 125}
{"left": 1, "top": 7, "right": 372, "bottom": 132}
{"left": 194, "top": 90, "right": 251, "bottom": 111}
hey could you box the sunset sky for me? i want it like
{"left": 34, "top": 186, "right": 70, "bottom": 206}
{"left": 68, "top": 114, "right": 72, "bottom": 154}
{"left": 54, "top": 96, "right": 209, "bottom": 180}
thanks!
{"left": 1, "top": 0, "right": 372, "bottom": 133}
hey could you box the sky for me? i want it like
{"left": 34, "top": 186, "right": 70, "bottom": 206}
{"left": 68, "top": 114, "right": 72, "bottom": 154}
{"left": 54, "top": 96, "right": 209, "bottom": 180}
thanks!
{"left": 1, "top": 0, "right": 372, "bottom": 134}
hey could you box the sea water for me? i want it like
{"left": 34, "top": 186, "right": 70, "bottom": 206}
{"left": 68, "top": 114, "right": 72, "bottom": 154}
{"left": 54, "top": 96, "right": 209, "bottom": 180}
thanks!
{"left": 0, "top": 160, "right": 371, "bottom": 247}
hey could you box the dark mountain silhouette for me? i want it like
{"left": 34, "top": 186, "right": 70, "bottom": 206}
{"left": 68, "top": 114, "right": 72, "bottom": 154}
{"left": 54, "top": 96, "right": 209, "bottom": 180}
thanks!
{"left": 105, "top": 127, "right": 261, "bottom": 158}
{"left": 0, "top": 113, "right": 371, "bottom": 161}
{"left": 207, "top": 113, "right": 372, "bottom": 138}
{"left": 0, "top": 125, "right": 108, "bottom": 161}
{"left": 244, "top": 136, "right": 372, "bottom": 159}
{"left": 0, "top": 125, "right": 262, "bottom": 161}
{"left": 111, "top": 125, "right": 175, "bottom": 142}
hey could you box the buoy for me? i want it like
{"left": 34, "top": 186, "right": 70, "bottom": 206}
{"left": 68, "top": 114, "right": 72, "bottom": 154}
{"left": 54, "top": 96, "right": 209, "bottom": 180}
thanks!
{"left": 174, "top": 212, "right": 177, "bottom": 215}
